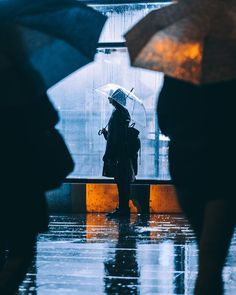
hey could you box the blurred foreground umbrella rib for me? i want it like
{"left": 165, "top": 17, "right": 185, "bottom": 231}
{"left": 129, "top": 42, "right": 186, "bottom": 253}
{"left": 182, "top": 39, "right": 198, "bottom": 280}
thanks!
{"left": 0, "top": 0, "right": 107, "bottom": 94}
{"left": 124, "top": 0, "right": 236, "bottom": 85}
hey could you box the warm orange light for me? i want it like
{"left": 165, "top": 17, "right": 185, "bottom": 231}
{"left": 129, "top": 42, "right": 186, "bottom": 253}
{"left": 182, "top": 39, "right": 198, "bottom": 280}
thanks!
{"left": 150, "top": 185, "right": 181, "bottom": 213}
{"left": 86, "top": 184, "right": 118, "bottom": 213}
{"left": 86, "top": 213, "right": 119, "bottom": 240}
{"left": 136, "top": 34, "right": 203, "bottom": 84}
{"left": 86, "top": 184, "right": 138, "bottom": 213}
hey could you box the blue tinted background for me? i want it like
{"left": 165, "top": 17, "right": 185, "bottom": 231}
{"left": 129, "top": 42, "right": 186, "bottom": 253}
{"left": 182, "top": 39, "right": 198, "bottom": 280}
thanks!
{"left": 48, "top": 2, "right": 171, "bottom": 180}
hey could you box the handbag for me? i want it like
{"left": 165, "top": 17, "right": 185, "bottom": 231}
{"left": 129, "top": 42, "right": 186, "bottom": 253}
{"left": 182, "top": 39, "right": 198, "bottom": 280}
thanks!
{"left": 35, "top": 128, "right": 75, "bottom": 191}
{"left": 102, "top": 158, "right": 118, "bottom": 178}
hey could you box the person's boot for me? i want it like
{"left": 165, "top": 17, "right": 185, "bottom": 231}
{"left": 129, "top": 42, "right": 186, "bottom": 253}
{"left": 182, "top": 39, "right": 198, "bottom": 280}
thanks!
{"left": 106, "top": 208, "right": 130, "bottom": 219}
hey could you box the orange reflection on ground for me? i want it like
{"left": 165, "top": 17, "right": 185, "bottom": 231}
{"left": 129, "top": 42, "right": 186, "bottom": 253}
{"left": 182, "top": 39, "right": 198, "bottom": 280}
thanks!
{"left": 85, "top": 209, "right": 138, "bottom": 241}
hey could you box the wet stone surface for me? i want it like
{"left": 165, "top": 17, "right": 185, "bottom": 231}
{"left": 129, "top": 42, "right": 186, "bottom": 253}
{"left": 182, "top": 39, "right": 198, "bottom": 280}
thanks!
{"left": 18, "top": 214, "right": 236, "bottom": 294}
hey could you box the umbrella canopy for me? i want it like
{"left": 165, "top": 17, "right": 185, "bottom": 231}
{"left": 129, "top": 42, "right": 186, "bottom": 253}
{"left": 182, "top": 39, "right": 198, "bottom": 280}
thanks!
{"left": 96, "top": 83, "right": 147, "bottom": 129}
{"left": 124, "top": 0, "right": 236, "bottom": 85}
{"left": 0, "top": 0, "right": 107, "bottom": 94}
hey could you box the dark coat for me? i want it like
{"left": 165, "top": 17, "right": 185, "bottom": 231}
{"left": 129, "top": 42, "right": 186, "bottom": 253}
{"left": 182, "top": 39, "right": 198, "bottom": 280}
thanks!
{"left": 157, "top": 75, "right": 236, "bottom": 200}
{"left": 103, "top": 106, "right": 136, "bottom": 181}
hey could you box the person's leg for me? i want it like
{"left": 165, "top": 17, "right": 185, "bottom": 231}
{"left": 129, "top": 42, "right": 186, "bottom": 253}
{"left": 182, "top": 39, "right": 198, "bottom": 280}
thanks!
{"left": 107, "top": 177, "right": 130, "bottom": 218}
{"left": 117, "top": 178, "right": 130, "bottom": 212}
{"left": 176, "top": 187, "right": 235, "bottom": 295}
{"left": 194, "top": 199, "right": 235, "bottom": 295}
{"left": 175, "top": 187, "right": 205, "bottom": 243}
{"left": 0, "top": 233, "right": 37, "bottom": 295}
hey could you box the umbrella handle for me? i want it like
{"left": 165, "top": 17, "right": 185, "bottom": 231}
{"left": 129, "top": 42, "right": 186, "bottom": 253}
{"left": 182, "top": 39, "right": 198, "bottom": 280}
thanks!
{"left": 98, "top": 124, "right": 108, "bottom": 136}
{"left": 129, "top": 122, "right": 135, "bottom": 128}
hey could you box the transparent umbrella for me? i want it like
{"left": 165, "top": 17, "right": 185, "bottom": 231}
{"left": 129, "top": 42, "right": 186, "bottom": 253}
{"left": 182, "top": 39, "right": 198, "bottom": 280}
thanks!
{"left": 96, "top": 83, "right": 147, "bottom": 130}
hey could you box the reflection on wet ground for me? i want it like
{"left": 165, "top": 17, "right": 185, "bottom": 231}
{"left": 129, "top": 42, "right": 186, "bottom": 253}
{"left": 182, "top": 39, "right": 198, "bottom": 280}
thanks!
{"left": 18, "top": 214, "right": 236, "bottom": 294}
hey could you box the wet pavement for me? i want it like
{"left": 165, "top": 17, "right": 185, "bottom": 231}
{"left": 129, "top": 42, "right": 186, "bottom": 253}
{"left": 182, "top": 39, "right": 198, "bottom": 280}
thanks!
{"left": 18, "top": 214, "right": 236, "bottom": 294}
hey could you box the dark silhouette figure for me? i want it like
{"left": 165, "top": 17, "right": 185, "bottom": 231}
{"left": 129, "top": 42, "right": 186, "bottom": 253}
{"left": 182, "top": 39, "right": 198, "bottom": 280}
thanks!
{"left": 0, "top": 23, "right": 59, "bottom": 294}
{"left": 101, "top": 89, "right": 137, "bottom": 218}
{"left": 157, "top": 75, "right": 236, "bottom": 295}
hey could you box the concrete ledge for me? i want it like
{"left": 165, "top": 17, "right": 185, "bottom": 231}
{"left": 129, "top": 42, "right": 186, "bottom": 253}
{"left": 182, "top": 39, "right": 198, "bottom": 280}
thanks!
{"left": 150, "top": 185, "right": 181, "bottom": 213}
{"left": 47, "top": 183, "right": 181, "bottom": 213}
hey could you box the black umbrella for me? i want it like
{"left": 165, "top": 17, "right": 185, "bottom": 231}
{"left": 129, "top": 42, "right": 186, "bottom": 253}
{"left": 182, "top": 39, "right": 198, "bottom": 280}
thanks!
{"left": 0, "top": 0, "right": 107, "bottom": 93}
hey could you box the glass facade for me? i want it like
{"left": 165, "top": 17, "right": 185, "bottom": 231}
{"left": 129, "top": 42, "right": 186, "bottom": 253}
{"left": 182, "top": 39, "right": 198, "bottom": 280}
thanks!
{"left": 96, "top": 3, "right": 170, "bottom": 43}
{"left": 48, "top": 2, "right": 171, "bottom": 180}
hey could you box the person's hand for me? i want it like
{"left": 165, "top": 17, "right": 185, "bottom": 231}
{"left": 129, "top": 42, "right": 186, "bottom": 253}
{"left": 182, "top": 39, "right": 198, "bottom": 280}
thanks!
{"left": 102, "top": 154, "right": 108, "bottom": 161}
{"left": 101, "top": 128, "right": 108, "bottom": 135}
{"left": 98, "top": 128, "right": 107, "bottom": 136}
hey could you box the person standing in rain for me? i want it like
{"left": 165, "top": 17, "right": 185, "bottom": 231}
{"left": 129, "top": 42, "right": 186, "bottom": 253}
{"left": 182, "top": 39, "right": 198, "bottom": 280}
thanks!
{"left": 101, "top": 89, "right": 137, "bottom": 218}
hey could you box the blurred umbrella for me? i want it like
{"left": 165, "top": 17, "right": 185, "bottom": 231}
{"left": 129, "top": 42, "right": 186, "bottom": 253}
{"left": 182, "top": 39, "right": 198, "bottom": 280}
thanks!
{"left": 0, "top": 0, "right": 107, "bottom": 93}
{"left": 124, "top": 0, "right": 236, "bottom": 85}
{"left": 96, "top": 83, "right": 147, "bottom": 130}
